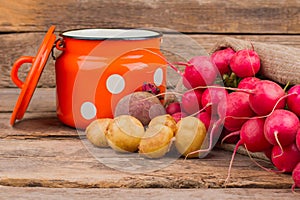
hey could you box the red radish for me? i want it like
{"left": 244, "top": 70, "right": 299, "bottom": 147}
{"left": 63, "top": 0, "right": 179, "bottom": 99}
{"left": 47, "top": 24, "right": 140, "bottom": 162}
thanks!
{"left": 211, "top": 48, "right": 235, "bottom": 75}
{"left": 292, "top": 162, "right": 300, "bottom": 192}
{"left": 249, "top": 80, "right": 286, "bottom": 116}
{"left": 181, "top": 89, "right": 202, "bottom": 115}
{"left": 201, "top": 85, "right": 228, "bottom": 115}
{"left": 239, "top": 118, "right": 272, "bottom": 152}
{"left": 229, "top": 49, "right": 261, "bottom": 78}
{"left": 264, "top": 147, "right": 273, "bottom": 161}
{"left": 197, "top": 111, "right": 211, "bottom": 131}
{"left": 287, "top": 85, "right": 300, "bottom": 117}
{"left": 271, "top": 143, "right": 300, "bottom": 173}
{"left": 238, "top": 77, "right": 260, "bottom": 90}
{"left": 296, "top": 128, "right": 300, "bottom": 151}
{"left": 264, "top": 109, "right": 299, "bottom": 147}
{"left": 218, "top": 92, "right": 255, "bottom": 131}
{"left": 181, "top": 56, "right": 218, "bottom": 89}
{"left": 220, "top": 128, "right": 240, "bottom": 144}
{"left": 225, "top": 118, "right": 272, "bottom": 182}
{"left": 166, "top": 102, "right": 181, "bottom": 115}
{"left": 172, "top": 112, "right": 187, "bottom": 123}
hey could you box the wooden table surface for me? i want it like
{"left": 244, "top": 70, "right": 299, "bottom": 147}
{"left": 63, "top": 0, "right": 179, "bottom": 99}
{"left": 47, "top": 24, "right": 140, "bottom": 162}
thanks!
{"left": 1, "top": 0, "right": 299, "bottom": 199}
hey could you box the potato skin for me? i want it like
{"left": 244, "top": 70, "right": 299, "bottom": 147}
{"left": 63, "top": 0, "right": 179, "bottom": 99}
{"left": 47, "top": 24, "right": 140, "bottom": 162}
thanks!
{"left": 114, "top": 92, "right": 166, "bottom": 126}
{"left": 139, "top": 124, "right": 174, "bottom": 159}
{"left": 175, "top": 116, "right": 207, "bottom": 158}
{"left": 106, "top": 115, "right": 145, "bottom": 153}
{"left": 85, "top": 118, "right": 112, "bottom": 147}
{"left": 148, "top": 114, "right": 177, "bottom": 134}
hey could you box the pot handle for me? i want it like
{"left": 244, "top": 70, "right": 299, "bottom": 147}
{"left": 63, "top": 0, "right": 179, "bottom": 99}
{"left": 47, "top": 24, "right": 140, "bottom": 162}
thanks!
{"left": 11, "top": 56, "right": 35, "bottom": 88}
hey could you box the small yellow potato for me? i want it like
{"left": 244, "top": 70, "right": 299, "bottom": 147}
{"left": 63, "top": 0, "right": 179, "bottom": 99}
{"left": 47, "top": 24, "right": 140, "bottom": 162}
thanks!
{"left": 139, "top": 124, "right": 174, "bottom": 159}
{"left": 148, "top": 114, "right": 177, "bottom": 134}
{"left": 175, "top": 116, "right": 207, "bottom": 158}
{"left": 106, "top": 115, "right": 145, "bottom": 153}
{"left": 85, "top": 118, "right": 112, "bottom": 147}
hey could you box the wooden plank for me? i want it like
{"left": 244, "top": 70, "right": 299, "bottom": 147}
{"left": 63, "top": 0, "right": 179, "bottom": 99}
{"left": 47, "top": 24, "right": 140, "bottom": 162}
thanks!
{"left": 0, "top": 88, "right": 56, "bottom": 113}
{"left": 0, "top": 112, "right": 78, "bottom": 139}
{"left": 0, "top": 0, "right": 299, "bottom": 34}
{"left": 0, "top": 186, "right": 297, "bottom": 200}
{"left": 1, "top": 33, "right": 300, "bottom": 88}
{"left": 0, "top": 138, "right": 293, "bottom": 189}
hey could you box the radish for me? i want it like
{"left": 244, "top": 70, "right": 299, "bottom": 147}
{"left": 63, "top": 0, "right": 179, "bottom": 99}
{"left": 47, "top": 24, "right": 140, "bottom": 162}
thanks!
{"left": 181, "top": 56, "right": 218, "bottom": 89}
{"left": 271, "top": 143, "right": 300, "bottom": 173}
{"left": 197, "top": 111, "right": 211, "bottom": 131}
{"left": 237, "top": 77, "right": 260, "bottom": 90}
{"left": 264, "top": 109, "right": 299, "bottom": 147}
{"left": 292, "top": 162, "right": 300, "bottom": 192}
{"left": 172, "top": 112, "right": 187, "bottom": 123}
{"left": 211, "top": 47, "right": 235, "bottom": 75}
{"left": 264, "top": 147, "right": 273, "bottom": 161}
{"left": 218, "top": 92, "right": 255, "bottom": 131}
{"left": 181, "top": 89, "right": 202, "bottom": 115}
{"left": 239, "top": 118, "right": 272, "bottom": 152}
{"left": 229, "top": 49, "right": 261, "bottom": 78}
{"left": 201, "top": 85, "right": 228, "bottom": 115}
{"left": 166, "top": 102, "right": 181, "bottom": 115}
{"left": 296, "top": 128, "right": 300, "bottom": 151}
{"left": 249, "top": 80, "right": 286, "bottom": 116}
{"left": 220, "top": 128, "right": 240, "bottom": 144}
{"left": 226, "top": 118, "right": 272, "bottom": 182}
{"left": 287, "top": 85, "right": 300, "bottom": 117}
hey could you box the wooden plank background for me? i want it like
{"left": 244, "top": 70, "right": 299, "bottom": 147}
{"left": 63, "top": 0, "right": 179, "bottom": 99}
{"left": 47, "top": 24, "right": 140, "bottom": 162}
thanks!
{"left": 0, "top": 0, "right": 299, "bottom": 88}
{"left": 1, "top": 2, "right": 300, "bottom": 198}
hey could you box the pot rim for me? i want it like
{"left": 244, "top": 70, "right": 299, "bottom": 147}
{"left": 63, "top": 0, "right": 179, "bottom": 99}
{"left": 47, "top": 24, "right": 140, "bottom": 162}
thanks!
{"left": 60, "top": 28, "right": 162, "bottom": 41}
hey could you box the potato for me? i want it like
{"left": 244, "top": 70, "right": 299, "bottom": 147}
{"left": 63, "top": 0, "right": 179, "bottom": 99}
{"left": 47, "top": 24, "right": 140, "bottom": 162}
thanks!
{"left": 148, "top": 114, "right": 177, "bottom": 134}
{"left": 85, "top": 118, "right": 112, "bottom": 147}
{"left": 114, "top": 91, "right": 166, "bottom": 126}
{"left": 175, "top": 116, "right": 207, "bottom": 158}
{"left": 106, "top": 115, "right": 145, "bottom": 153}
{"left": 139, "top": 124, "right": 174, "bottom": 159}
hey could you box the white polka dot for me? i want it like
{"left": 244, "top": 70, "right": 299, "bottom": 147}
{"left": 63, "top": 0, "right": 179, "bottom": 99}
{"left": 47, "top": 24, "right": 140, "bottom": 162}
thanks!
{"left": 81, "top": 102, "right": 97, "bottom": 120}
{"left": 154, "top": 68, "right": 163, "bottom": 86}
{"left": 106, "top": 74, "right": 125, "bottom": 94}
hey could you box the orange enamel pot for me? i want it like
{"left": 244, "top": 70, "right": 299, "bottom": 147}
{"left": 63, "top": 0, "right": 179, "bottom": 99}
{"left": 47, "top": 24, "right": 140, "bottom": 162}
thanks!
{"left": 10, "top": 26, "right": 167, "bottom": 129}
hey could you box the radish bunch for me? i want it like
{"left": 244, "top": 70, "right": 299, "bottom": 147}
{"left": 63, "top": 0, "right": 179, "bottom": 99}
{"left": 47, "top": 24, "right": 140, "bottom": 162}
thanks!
{"left": 211, "top": 47, "right": 300, "bottom": 191}
{"left": 162, "top": 46, "right": 300, "bottom": 191}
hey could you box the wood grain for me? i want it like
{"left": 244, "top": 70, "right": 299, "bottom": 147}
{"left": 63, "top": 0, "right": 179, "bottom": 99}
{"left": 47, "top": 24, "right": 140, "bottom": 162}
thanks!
{"left": 0, "top": 187, "right": 297, "bottom": 200}
{"left": 0, "top": 137, "right": 293, "bottom": 189}
{"left": 1, "top": 33, "right": 300, "bottom": 88}
{"left": 0, "top": 89, "right": 295, "bottom": 194}
{"left": 0, "top": 0, "right": 299, "bottom": 34}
